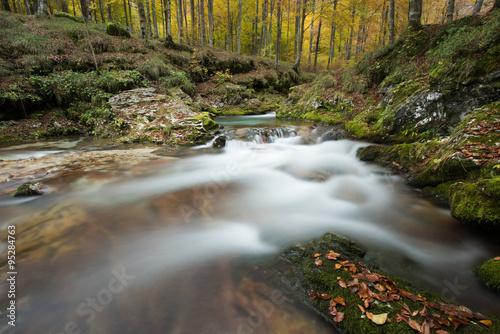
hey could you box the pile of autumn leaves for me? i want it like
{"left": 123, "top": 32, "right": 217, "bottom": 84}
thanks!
{"left": 458, "top": 114, "right": 500, "bottom": 167}
{"left": 308, "top": 250, "right": 493, "bottom": 334}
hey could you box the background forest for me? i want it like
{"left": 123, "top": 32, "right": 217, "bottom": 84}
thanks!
{"left": 1, "top": 0, "right": 497, "bottom": 71}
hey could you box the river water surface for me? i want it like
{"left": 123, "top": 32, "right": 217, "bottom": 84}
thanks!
{"left": 1, "top": 113, "right": 499, "bottom": 333}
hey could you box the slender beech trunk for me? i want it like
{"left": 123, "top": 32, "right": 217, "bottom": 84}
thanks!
{"left": 268, "top": 0, "right": 274, "bottom": 56}
{"left": 237, "top": 0, "right": 242, "bottom": 54}
{"left": 176, "top": 0, "right": 184, "bottom": 42}
{"left": 190, "top": 0, "right": 195, "bottom": 43}
{"left": 446, "top": 0, "right": 455, "bottom": 22}
{"left": 138, "top": 0, "right": 148, "bottom": 38}
{"left": 107, "top": 3, "right": 112, "bottom": 21}
{"left": 123, "top": 0, "right": 129, "bottom": 28}
{"left": 326, "top": 0, "right": 338, "bottom": 70}
{"left": 24, "top": 0, "right": 31, "bottom": 14}
{"left": 98, "top": 0, "right": 105, "bottom": 23}
{"left": 152, "top": 0, "right": 159, "bottom": 37}
{"left": 307, "top": 0, "right": 316, "bottom": 70}
{"left": 292, "top": 0, "right": 307, "bottom": 71}
{"left": 200, "top": 0, "right": 206, "bottom": 43}
{"left": 37, "top": 0, "right": 48, "bottom": 15}
{"left": 389, "top": 0, "right": 395, "bottom": 44}
{"left": 260, "top": 0, "right": 268, "bottom": 56}
{"left": 164, "top": 0, "right": 171, "bottom": 36}
{"left": 128, "top": 0, "right": 135, "bottom": 34}
{"left": 294, "top": 0, "right": 301, "bottom": 58}
{"left": 313, "top": 2, "right": 322, "bottom": 73}
{"left": 253, "top": 0, "right": 259, "bottom": 54}
{"left": 183, "top": 0, "right": 189, "bottom": 42}
{"left": 345, "top": 4, "right": 355, "bottom": 60}
{"left": 275, "top": 0, "right": 282, "bottom": 70}
{"left": 207, "top": 0, "right": 213, "bottom": 46}
{"left": 146, "top": 0, "right": 153, "bottom": 37}
{"left": 286, "top": 0, "right": 290, "bottom": 59}
{"left": 226, "top": 0, "right": 231, "bottom": 51}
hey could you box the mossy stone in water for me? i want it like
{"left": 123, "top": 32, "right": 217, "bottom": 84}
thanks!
{"left": 14, "top": 181, "right": 44, "bottom": 197}
{"left": 475, "top": 258, "right": 500, "bottom": 292}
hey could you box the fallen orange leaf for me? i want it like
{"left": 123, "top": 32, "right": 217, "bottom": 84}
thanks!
{"left": 315, "top": 258, "right": 323, "bottom": 266}
{"left": 313, "top": 253, "right": 322, "bottom": 258}
{"left": 318, "top": 293, "right": 332, "bottom": 300}
{"left": 333, "top": 297, "right": 345, "bottom": 306}
{"left": 333, "top": 312, "right": 345, "bottom": 323}
{"left": 436, "top": 330, "right": 450, "bottom": 334}
{"left": 479, "top": 319, "right": 492, "bottom": 327}
{"left": 358, "top": 304, "right": 365, "bottom": 314}
{"left": 338, "top": 278, "right": 347, "bottom": 289}
{"left": 334, "top": 263, "right": 342, "bottom": 270}
{"left": 494, "top": 257, "right": 500, "bottom": 261}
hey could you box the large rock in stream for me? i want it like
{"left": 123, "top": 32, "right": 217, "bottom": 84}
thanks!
{"left": 109, "top": 87, "right": 219, "bottom": 145}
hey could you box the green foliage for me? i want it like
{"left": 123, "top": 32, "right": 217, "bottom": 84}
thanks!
{"left": 137, "top": 56, "right": 171, "bottom": 80}
{"left": 159, "top": 69, "right": 195, "bottom": 95}
{"left": 65, "top": 102, "right": 115, "bottom": 135}
{"left": 342, "top": 67, "right": 369, "bottom": 93}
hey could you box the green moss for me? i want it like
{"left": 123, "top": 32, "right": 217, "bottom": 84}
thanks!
{"left": 277, "top": 232, "right": 497, "bottom": 334}
{"left": 53, "top": 12, "right": 83, "bottom": 23}
{"left": 450, "top": 180, "right": 500, "bottom": 228}
{"left": 13, "top": 181, "right": 44, "bottom": 197}
{"left": 475, "top": 258, "right": 500, "bottom": 292}
{"left": 105, "top": 23, "right": 130, "bottom": 38}
{"left": 192, "top": 112, "right": 218, "bottom": 131}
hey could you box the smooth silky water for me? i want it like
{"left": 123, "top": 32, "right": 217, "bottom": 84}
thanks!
{"left": 1, "top": 114, "right": 499, "bottom": 333}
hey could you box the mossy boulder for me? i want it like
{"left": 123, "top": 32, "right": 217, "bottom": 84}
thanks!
{"left": 105, "top": 23, "right": 131, "bottom": 38}
{"left": 192, "top": 112, "right": 218, "bottom": 131}
{"left": 450, "top": 179, "right": 500, "bottom": 229}
{"left": 475, "top": 258, "right": 500, "bottom": 292}
{"left": 54, "top": 12, "right": 83, "bottom": 23}
{"left": 274, "top": 232, "right": 498, "bottom": 334}
{"left": 14, "top": 181, "right": 45, "bottom": 197}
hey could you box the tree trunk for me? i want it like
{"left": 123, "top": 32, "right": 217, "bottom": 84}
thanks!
{"left": 176, "top": 0, "right": 184, "bottom": 42}
{"left": 292, "top": 0, "right": 307, "bottom": 71}
{"left": 345, "top": 4, "right": 355, "bottom": 60}
{"left": 327, "top": 0, "right": 338, "bottom": 70}
{"left": 253, "top": 0, "right": 259, "bottom": 54}
{"left": 275, "top": 0, "right": 282, "bottom": 69}
{"left": 37, "top": 0, "right": 48, "bottom": 15}
{"left": 106, "top": 2, "right": 112, "bottom": 21}
{"left": 190, "top": 0, "right": 196, "bottom": 43}
{"left": 307, "top": 0, "right": 315, "bottom": 70}
{"left": 98, "top": 0, "right": 105, "bottom": 23}
{"left": 164, "top": 0, "right": 171, "bottom": 36}
{"left": 138, "top": 0, "right": 148, "bottom": 38}
{"left": 446, "top": 0, "right": 455, "bottom": 22}
{"left": 146, "top": 0, "right": 153, "bottom": 37}
{"left": 408, "top": 0, "right": 423, "bottom": 29}
{"left": 2, "top": 0, "right": 11, "bottom": 11}
{"left": 200, "top": 0, "right": 206, "bottom": 44}
{"left": 80, "top": 0, "right": 90, "bottom": 20}
{"left": 286, "top": 0, "right": 290, "bottom": 60}
{"left": 294, "top": 0, "right": 300, "bottom": 58}
{"left": 268, "top": 0, "right": 274, "bottom": 56}
{"left": 237, "top": 0, "right": 242, "bottom": 53}
{"left": 389, "top": 0, "right": 395, "bottom": 44}
{"left": 128, "top": 0, "right": 135, "bottom": 34}
{"left": 226, "top": 0, "right": 231, "bottom": 51}
{"left": 152, "top": 0, "right": 159, "bottom": 37}
{"left": 24, "top": 0, "right": 31, "bottom": 14}
{"left": 207, "top": 0, "right": 213, "bottom": 46}
{"left": 260, "top": 0, "right": 268, "bottom": 56}
{"left": 313, "top": 4, "right": 322, "bottom": 73}
{"left": 123, "top": 0, "right": 129, "bottom": 27}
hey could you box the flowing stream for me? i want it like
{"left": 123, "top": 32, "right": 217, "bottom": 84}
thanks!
{"left": 1, "top": 113, "right": 499, "bottom": 333}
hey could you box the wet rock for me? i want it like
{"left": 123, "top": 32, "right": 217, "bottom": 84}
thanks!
{"left": 212, "top": 136, "right": 226, "bottom": 149}
{"left": 109, "top": 88, "right": 158, "bottom": 109}
{"left": 14, "top": 181, "right": 45, "bottom": 197}
{"left": 321, "top": 127, "right": 350, "bottom": 141}
{"left": 389, "top": 83, "right": 500, "bottom": 135}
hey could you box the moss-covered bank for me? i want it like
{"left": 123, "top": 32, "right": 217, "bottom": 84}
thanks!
{"left": 273, "top": 233, "right": 499, "bottom": 334}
